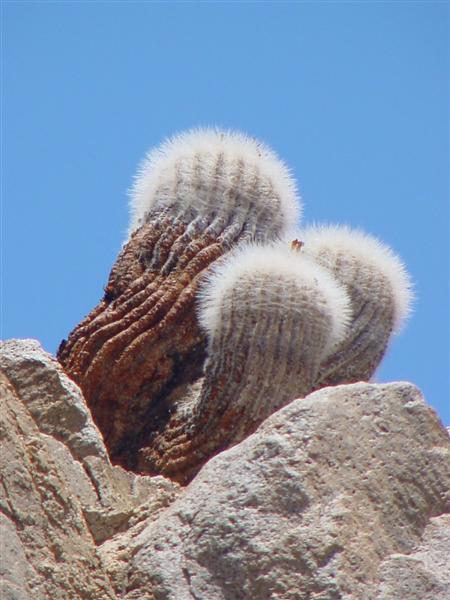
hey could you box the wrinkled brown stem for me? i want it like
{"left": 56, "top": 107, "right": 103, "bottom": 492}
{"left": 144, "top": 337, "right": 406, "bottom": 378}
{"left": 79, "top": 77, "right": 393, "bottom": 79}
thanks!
{"left": 58, "top": 211, "right": 246, "bottom": 465}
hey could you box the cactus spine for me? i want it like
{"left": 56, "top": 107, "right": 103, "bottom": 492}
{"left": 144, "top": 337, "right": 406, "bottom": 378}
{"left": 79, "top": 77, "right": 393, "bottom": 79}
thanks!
{"left": 300, "top": 225, "right": 414, "bottom": 388}
{"left": 139, "top": 244, "right": 351, "bottom": 483}
{"left": 57, "top": 129, "right": 301, "bottom": 465}
{"left": 57, "top": 130, "right": 414, "bottom": 485}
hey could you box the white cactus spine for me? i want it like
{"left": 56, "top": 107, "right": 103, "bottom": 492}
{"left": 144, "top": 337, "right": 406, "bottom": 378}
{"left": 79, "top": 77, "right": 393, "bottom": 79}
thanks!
{"left": 128, "top": 128, "right": 301, "bottom": 245}
{"left": 141, "top": 243, "right": 351, "bottom": 481}
{"left": 197, "top": 243, "right": 352, "bottom": 419}
{"left": 299, "top": 224, "right": 414, "bottom": 386}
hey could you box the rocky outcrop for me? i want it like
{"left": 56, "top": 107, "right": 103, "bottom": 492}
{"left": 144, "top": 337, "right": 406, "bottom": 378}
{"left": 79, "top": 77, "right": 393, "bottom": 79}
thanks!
{"left": 0, "top": 340, "right": 180, "bottom": 599}
{"left": 121, "top": 381, "right": 450, "bottom": 600}
{"left": 1, "top": 339, "right": 449, "bottom": 599}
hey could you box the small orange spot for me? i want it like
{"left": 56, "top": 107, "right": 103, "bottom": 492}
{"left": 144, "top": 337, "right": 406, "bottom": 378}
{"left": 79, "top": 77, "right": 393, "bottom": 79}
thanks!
{"left": 291, "top": 239, "right": 304, "bottom": 252}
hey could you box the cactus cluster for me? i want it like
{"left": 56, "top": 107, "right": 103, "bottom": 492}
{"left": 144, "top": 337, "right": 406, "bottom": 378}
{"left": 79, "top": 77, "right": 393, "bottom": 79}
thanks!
{"left": 58, "top": 129, "right": 413, "bottom": 484}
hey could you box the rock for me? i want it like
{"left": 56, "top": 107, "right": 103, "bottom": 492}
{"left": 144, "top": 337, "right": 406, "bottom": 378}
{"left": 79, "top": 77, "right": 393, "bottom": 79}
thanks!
{"left": 1, "top": 339, "right": 449, "bottom": 599}
{"left": 0, "top": 340, "right": 180, "bottom": 599}
{"left": 374, "top": 514, "right": 450, "bottom": 599}
{"left": 124, "top": 382, "right": 450, "bottom": 600}
{"left": 0, "top": 367, "right": 115, "bottom": 598}
{"left": 0, "top": 338, "right": 108, "bottom": 461}
{"left": 0, "top": 512, "right": 33, "bottom": 600}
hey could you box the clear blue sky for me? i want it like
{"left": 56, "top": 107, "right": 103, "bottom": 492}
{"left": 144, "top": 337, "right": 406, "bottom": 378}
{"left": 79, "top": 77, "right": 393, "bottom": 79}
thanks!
{"left": 2, "top": 1, "right": 449, "bottom": 425}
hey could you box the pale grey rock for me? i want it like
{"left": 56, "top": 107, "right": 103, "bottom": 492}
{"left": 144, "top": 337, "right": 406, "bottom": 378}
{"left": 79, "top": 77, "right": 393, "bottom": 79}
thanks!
{"left": 374, "top": 514, "right": 450, "bottom": 599}
{"left": 0, "top": 512, "right": 34, "bottom": 600}
{"left": 0, "top": 368, "right": 116, "bottom": 598}
{"left": 0, "top": 338, "right": 107, "bottom": 461}
{"left": 1, "top": 339, "right": 449, "bottom": 599}
{"left": 124, "top": 382, "right": 450, "bottom": 600}
{"left": 0, "top": 340, "right": 180, "bottom": 598}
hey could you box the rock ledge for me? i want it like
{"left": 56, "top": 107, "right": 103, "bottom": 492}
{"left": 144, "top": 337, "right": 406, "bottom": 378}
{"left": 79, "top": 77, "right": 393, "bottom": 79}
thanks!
{"left": 1, "top": 339, "right": 449, "bottom": 599}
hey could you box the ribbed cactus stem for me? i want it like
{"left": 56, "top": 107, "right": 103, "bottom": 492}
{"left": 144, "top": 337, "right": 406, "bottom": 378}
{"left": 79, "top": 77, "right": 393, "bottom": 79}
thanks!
{"left": 300, "top": 225, "right": 414, "bottom": 388}
{"left": 129, "top": 128, "right": 300, "bottom": 240}
{"left": 138, "top": 244, "right": 350, "bottom": 484}
{"left": 57, "top": 129, "right": 300, "bottom": 464}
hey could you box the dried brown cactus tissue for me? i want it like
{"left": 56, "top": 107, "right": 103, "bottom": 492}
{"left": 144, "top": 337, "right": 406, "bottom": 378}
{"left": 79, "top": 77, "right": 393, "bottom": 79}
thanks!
{"left": 138, "top": 243, "right": 351, "bottom": 483}
{"left": 57, "top": 129, "right": 300, "bottom": 469}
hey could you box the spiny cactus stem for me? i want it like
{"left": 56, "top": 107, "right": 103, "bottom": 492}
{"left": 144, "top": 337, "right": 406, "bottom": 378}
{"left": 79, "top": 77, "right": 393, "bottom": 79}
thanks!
{"left": 137, "top": 257, "right": 348, "bottom": 484}
{"left": 58, "top": 216, "right": 237, "bottom": 455}
{"left": 300, "top": 226, "right": 413, "bottom": 388}
{"left": 58, "top": 129, "right": 302, "bottom": 472}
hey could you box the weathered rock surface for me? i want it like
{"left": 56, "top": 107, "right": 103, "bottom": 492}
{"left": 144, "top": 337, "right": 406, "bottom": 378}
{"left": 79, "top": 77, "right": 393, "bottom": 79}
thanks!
{"left": 1, "top": 339, "right": 449, "bottom": 599}
{"left": 373, "top": 514, "right": 450, "bottom": 599}
{"left": 121, "top": 381, "right": 450, "bottom": 599}
{"left": 0, "top": 340, "right": 180, "bottom": 599}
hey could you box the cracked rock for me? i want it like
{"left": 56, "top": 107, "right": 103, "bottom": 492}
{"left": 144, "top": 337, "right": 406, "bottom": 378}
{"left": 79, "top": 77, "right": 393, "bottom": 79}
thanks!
{"left": 1, "top": 340, "right": 449, "bottom": 599}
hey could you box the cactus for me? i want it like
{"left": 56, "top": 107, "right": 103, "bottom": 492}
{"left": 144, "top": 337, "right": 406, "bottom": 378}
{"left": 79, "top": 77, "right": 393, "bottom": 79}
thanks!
{"left": 129, "top": 128, "right": 300, "bottom": 241}
{"left": 299, "top": 225, "right": 414, "bottom": 388}
{"left": 58, "top": 129, "right": 414, "bottom": 483}
{"left": 57, "top": 129, "right": 300, "bottom": 466}
{"left": 138, "top": 243, "right": 351, "bottom": 483}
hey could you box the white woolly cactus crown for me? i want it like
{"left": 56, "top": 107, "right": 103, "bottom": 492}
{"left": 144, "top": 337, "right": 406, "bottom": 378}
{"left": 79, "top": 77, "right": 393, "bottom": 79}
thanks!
{"left": 128, "top": 128, "right": 301, "bottom": 240}
{"left": 197, "top": 243, "right": 352, "bottom": 360}
{"left": 300, "top": 225, "right": 414, "bottom": 334}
